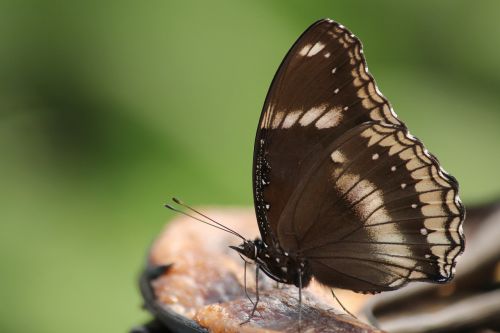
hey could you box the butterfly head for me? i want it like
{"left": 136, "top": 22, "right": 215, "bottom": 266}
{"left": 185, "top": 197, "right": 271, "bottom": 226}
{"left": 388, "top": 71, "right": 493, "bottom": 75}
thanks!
{"left": 229, "top": 239, "right": 259, "bottom": 261}
{"left": 231, "top": 239, "right": 314, "bottom": 288}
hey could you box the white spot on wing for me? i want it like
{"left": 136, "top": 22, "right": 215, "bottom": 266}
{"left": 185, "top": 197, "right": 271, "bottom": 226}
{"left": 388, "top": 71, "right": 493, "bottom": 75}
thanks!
{"left": 338, "top": 174, "right": 382, "bottom": 220}
{"left": 315, "top": 106, "right": 343, "bottom": 129}
{"left": 330, "top": 150, "right": 345, "bottom": 163}
{"left": 389, "top": 278, "right": 406, "bottom": 288}
{"left": 299, "top": 105, "right": 327, "bottom": 126}
{"left": 271, "top": 111, "right": 285, "bottom": 129}
{"left": 308, "top": 42, "right": 325, "bottom": 56}
{"left": 424, "top": 217, "right": 447, "bottom": 230}
{"left": 324, "top": 52, "right": 330, "bottom": 58}
{"left": 281, "top": 110, "right": 302, "bottom": 129}
{"left": 422, "top": 204, "right": 446, "bottom": 217}
{"left": 299, "top": 44, "right": 311, "bottom": 56}
{"left": 372, "top": 153, "right": 379, "bottom": 160}
{"left": 339, "top": 174, "right": 410, "bottom": 250}
{"left": 337, "top": 173, "right": 360, "bottom": 194}
{"left": 428, "top": 231, "right": 447, "bottom": 245}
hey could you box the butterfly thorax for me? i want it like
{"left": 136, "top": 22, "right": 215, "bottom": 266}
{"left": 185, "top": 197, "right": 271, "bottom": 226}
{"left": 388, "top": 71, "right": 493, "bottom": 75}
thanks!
{"left": 230, "top": 238, "right": 312, "bottom": 288}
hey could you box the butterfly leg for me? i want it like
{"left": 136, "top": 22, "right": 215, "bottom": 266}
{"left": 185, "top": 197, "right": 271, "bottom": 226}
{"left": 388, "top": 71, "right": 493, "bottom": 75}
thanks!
{"left": 240, "top": 264, "right": 261, "bottom": 325}
{"left": 330, "top": 289, "right": 357, "bottom": 318}
{"left": 298, "top": 269, "right": 303, "bottom": 328}
{"left": 243, "top": 260, "right": 255, "bottom": 306}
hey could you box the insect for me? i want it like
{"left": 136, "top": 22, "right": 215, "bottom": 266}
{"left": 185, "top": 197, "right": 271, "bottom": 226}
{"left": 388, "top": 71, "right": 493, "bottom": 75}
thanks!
{"left": 169, "top": 18, "right": 465, "bottom": 323}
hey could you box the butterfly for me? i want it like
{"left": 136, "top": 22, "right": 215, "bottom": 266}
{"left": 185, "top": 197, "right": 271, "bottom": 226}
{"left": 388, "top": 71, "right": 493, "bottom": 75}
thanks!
{"left": 228, "top": 18, "right": 465, "bottom": 310}
{"left": 168, "top": 18, "right": 465, "bottom": 322}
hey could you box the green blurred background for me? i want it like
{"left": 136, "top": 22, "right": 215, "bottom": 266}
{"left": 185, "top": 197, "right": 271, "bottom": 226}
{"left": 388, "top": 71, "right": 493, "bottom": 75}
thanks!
{"left": 1, "top": 1, "right": 499, "bottom": 332}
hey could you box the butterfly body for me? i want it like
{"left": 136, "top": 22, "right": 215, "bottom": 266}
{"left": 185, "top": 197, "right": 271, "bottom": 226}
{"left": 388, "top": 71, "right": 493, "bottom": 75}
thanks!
{"left": 229, "top": 18, "right": 464, "bottom": 299}
{"left": 231, "top": 239, "right": 313, "bottom": 288}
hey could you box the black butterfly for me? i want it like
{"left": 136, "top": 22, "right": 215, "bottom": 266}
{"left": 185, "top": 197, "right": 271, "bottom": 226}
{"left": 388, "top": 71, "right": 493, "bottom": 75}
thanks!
{"left": 168, "top": 18, "right": 465, "bottom": 322}
{"left": 228, "top": 18, "right": 465, "bottom": 310}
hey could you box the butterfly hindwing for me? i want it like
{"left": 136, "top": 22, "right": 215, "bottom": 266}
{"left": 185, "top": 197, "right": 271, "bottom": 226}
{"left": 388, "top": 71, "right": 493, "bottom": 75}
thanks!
{"left": 273, "top": 122, "right": 464, "bottom": 292}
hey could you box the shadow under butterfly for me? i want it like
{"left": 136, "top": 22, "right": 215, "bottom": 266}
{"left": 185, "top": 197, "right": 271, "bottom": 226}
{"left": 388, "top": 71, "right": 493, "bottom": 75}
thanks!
{"left": 170, "top": 18, "right": 466, "bottom": 326}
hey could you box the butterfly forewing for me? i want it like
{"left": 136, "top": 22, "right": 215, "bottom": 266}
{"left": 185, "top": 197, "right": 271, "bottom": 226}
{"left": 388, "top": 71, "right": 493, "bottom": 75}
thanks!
{"left": 254, "top": 19, "right": 402, "bottom": 245}
{"left": 253, "top": 19, "right": 465, "bottom": 292}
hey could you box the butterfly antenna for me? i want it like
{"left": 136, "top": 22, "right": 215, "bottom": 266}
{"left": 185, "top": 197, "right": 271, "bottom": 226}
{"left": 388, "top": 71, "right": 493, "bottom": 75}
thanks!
{"left": 164, "top": 203, "right": 244, "bottom": 240}
{"left": 172, "top": 197, "right": 246, "bottom": 240}
{"left": 166, "top": 198, "right": 246, "bottom": 241}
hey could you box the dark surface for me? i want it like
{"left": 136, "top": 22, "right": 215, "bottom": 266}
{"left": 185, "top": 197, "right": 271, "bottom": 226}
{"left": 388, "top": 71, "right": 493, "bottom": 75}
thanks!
{"left": 130, "top": 319, "right": 172, "bottom": 333}
{"left": 138, "top": 263, "right": 208, "bottom": 333}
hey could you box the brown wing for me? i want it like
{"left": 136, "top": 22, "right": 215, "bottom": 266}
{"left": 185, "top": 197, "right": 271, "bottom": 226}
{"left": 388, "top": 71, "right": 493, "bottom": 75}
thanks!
{"left": 276, "top": 122, "right": 465, "bottom": 293}
{"left": 253, "top": 19, "right": 402, "bottom": 246}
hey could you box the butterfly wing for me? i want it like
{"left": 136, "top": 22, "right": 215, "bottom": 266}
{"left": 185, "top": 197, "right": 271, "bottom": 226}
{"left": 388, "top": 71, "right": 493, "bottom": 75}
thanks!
{"left": 276, "top": 122, "right": 464, "bottom": 292}
{"left": 253, "top": 19, "right": 465, "bottom": 292}
{"left": 254, "top": 19, "right": 402, "bottom": 246}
